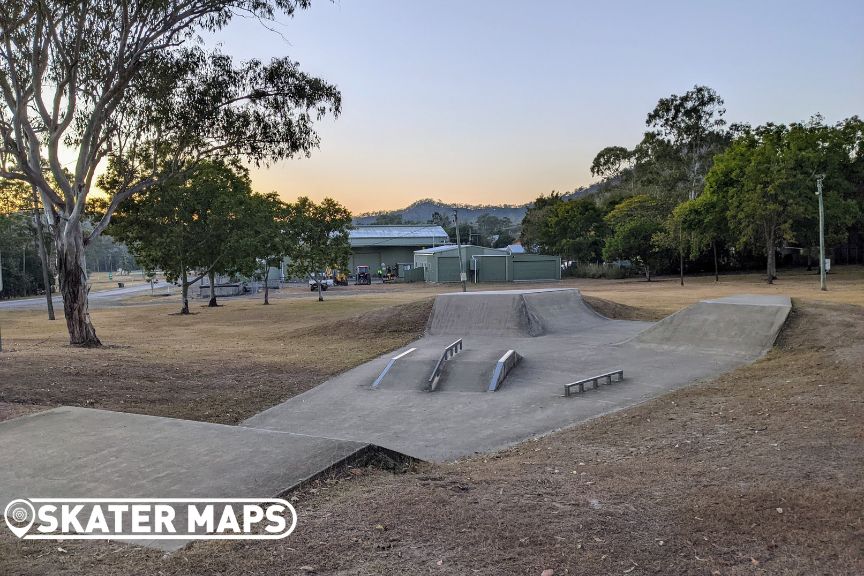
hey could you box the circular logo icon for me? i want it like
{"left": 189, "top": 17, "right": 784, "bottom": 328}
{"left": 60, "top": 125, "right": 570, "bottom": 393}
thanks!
{"left": 4, "top": 499, "right": 35, "bottom": 538}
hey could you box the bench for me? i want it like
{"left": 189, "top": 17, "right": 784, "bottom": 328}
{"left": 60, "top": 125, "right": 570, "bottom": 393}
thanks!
{"left": 564, "top": 370, "right": 624, "bottom": 397}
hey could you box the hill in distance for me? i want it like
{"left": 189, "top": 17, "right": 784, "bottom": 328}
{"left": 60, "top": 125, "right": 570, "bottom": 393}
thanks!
{"left": 354, "top": 182, "right": 606, "bottom": 225}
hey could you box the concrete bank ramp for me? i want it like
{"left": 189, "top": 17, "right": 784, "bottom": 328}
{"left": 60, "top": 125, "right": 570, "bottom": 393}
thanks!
{"left": 437, "top": 348, "right": 512, "bottom": 392}
{"left": 631, "top": 294, "right": 791, "bottom": 356}
{"left": 0, "top": 407, "right": 402, "bottom": 551}
{"left": 372, "top": 348, "right": 441, "bottom": 391}
{"left": 427, "top": 288, "right": 605, "bottom": 337}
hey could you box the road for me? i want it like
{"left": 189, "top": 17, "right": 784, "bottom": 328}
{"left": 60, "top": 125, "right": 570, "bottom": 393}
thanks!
{"left": 0, "top": 281, "right": 170, "bottom": 311}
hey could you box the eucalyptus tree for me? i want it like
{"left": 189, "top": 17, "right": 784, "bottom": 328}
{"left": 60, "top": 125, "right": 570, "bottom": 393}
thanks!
{"left": 104, "top": 160, "right": 256, "bottom": 314}
{"left": 284, "top": 197, "right": 351, "bottom": 302}
{"left": 602, "top": 194, "right": 667, "bottom": 281}
{"left": 0, "top": 0, "right": 340, "bottom": 345}
{"left": 234, "top": 191, "right": 288, "bottom": 306}
{"left": 645, "top": 85, "right": 730, "bottom": 201}
{"left": 704, "top": 120, "right": 859, "bottom": 283}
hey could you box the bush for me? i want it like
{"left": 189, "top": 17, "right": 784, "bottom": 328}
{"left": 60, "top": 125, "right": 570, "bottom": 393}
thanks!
{"left": 565, "top": 262, "right": 628, "bottom": 279}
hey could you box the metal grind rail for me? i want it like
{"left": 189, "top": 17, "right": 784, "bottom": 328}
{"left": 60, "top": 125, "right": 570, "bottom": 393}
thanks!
{"left": 371, "top": 347, "right": 417, "bottom": 389}
{"left": 428, "top": 339, "right": 463, "bottom": 391}
{"left": 564, "top": 369, "right": 624, "bottom": 397}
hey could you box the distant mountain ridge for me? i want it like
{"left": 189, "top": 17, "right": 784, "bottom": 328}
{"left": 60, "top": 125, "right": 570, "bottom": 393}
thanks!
{"left": 354, "top": 182, "right": 606, "bottom": 225}
{"left": 353, "top": 199, "right": 528, "bottom": 225}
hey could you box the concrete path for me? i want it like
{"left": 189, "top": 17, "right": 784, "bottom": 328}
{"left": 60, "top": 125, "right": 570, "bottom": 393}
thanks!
{"left": 0, "top": 407, "right": 372, "bottom": 550}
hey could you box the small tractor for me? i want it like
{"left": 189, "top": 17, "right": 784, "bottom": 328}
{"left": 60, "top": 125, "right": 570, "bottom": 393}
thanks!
{"left": 333, "top": 270, "right": 349, "bottom": 286}
{"left": 355, "top": 265, "right": 371, "bottom": 285}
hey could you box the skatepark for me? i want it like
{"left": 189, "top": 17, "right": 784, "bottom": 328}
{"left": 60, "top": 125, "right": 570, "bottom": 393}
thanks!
{"left": 0, "top": 288, "right": 791, "bottom": 550}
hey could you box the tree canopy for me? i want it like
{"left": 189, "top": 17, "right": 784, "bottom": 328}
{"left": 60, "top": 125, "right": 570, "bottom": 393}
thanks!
{"left": 284, "top": 197, "right": 352, "bottom": 301}
{"left": 0, "top": 0, "right": 340, "bottom": 344}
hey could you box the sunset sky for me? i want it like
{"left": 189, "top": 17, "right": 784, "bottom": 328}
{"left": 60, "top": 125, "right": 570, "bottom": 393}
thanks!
{"left": 210, "top": 0, "right": 863, "bottom": 214}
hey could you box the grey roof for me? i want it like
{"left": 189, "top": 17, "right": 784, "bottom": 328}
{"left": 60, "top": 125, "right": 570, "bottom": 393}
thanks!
{"left": 349, "top": 225, "right": 448, "bottom": 239}
{"left": 414, "top": 244, "right": 461, "bottom": 254}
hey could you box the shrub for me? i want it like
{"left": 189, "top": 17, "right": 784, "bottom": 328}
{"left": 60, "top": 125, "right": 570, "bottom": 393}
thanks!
{"left": 565, "top": 262, "right": 628, "bottom": 279}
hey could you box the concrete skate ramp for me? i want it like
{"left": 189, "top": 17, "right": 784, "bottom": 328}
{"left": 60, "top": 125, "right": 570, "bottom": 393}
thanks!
{"left": 247, "top": 291, "right": 790, "bottom": 461}
{"left": 437, "top": 348, "right": 512, "bottom": 392}
{"left": 0, "top": 407, "right": 392, "bottom": 551}
{"left": 522, "top": 288, "right": 609, "bottom": 334}
{"left": 427, "top": 288, "right": 604, "bottom": 337}
{"left": 632, "top": 294, "right": 791, "bottom": 356}
{"left": 373, "top": 350, "right": 441, "bottom": 391}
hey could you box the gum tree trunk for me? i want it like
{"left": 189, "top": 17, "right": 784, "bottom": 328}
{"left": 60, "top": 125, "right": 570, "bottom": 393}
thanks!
{"left": 55, "top": 221, "right": 100, "bottom": 346}
{"left": 181, "top": 269, "right": 190, "bottom": 314}
{"left": 31, "top": 187, "right": 55, "bottom": 320}
{"left": 208, "top": 270, "right": 218, "bottom": 307}
{"left": 263, "top": 264, "right": 270, "bottom": 305}
{"left": 766, "top": 233, "right": 776, "bottom": 285}
{"left": 713, "top": 241, "right": 719, "bottom": 282}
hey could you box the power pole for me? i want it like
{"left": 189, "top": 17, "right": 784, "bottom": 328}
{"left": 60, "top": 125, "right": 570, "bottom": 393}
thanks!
{"left": 454, "top": 209, "right": 466, "bottom": 292}
{"left": 816, "top": 175, "right": 827, "bottom": 291}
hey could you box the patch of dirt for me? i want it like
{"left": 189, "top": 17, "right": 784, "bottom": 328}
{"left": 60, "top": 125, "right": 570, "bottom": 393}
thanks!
{"left": 1, "top": 300, "right": 861, "bottom": 574}
{"left": 0, "top": 402, "right": 48, "bottom": 423}
{"left": 300, "top": 298, "right": 434, "bottom": 338}
{"left": 583, "top": 295, "right": 667, "bottom": 321}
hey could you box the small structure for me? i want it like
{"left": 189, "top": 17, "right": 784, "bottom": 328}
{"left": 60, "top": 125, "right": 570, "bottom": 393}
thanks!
{"left": 414, "top": 245, "right": 561, "bottom": 283}
{"left": 348, "top": 225, "right": 449, "bottom": 278}
{"left": 198, "top": 274, "right": 246, "bottom": 298}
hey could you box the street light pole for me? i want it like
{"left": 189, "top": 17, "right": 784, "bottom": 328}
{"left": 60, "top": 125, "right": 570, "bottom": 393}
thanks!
{"left": 454, "top": 209, "right": 466, "bottom": 292}
{"left": 816, "top": 175, "right": 827, "bottom": 291}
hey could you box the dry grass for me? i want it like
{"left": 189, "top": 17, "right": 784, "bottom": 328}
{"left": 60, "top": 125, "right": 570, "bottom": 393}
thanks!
{"left": 1, "top": 296, "right": 861, "bottom": 575}
{"left": 0, "top": 295, "right": 432, "bottom": 423}
{"left": 0, "top": 266, "right": 861, "bottom": 574}
{"left": 87, "top": 271, "right": 151, "bottom": 292}
{"left": 571, "top": 265, "right": 864, "bottom": 316}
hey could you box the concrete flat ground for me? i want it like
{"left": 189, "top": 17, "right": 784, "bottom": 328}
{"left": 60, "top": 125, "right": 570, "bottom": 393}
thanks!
{"left": 0, "top": 407, "right": 370, "bottom": 550}
{"left": 245, "top": 290, "right": 791, "bottom": 461}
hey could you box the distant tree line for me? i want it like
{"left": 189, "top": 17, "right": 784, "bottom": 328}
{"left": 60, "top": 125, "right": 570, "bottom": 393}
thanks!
{"left": 521, "top": 86, "right": 864, "bottom": 283}
{"left": 0, "top": 180, "right": 54, "bottom": 298}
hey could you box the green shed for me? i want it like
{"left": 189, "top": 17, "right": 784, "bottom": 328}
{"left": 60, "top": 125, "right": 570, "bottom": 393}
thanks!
{"left": 413, "top": 245, "right": 503, "bottom": 283}
{"left": 414, "top": 245, "right": 559, "bottom": 283}
{"left": 511, "top": 253, "right": 561, "bottom": 281}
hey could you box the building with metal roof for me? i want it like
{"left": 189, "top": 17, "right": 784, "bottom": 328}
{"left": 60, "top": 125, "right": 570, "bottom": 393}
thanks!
{"left": 414, "top": 245, "right": 561, "bottom": 283}
{"left": 348, "top": 225, "right": 449, "bottom": 277}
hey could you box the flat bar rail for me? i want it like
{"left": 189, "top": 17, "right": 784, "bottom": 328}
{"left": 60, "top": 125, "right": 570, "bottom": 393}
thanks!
{"left": 371, "top": 347, "right": 417, "bottom": 389}
{"left": 428, "top": 339, "right": 463, "bottom": 391}
{"left": 488, "top": 350, "right": 520, "bottom": 392}
{"left": 564, "top": 369, "right": 624, "bottom": 397}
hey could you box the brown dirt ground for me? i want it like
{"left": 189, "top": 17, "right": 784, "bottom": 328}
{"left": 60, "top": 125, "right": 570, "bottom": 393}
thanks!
{"left": 0, "top": 294, "right": 861, "bottom": 575}
{"left": 581, "top": 295, "right": 667, "bottom": 321}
